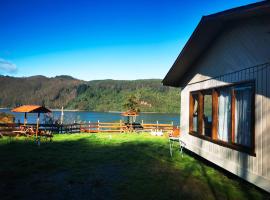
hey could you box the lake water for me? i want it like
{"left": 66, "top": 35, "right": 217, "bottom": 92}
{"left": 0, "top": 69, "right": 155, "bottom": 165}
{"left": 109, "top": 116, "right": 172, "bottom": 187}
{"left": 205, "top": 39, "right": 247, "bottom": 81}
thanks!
{"left": 0, "top": 109, "right": 180, "bottom": 125}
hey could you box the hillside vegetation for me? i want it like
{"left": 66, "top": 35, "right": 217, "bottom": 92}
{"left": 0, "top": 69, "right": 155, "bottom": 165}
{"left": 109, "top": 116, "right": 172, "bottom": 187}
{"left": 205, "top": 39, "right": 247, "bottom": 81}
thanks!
{"left": 0, "top": 76, "right": 180, "bottom": 113}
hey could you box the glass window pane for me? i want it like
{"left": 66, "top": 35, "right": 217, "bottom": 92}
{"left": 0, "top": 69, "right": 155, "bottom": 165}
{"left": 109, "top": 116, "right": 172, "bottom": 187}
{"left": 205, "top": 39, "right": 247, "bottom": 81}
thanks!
{"left": 234, "top": 86, "right": 252, "bottom": 147}
{"left": 203, "top": 91, "right": 212, "bottom": 137}
{"left": 192, "top": 93, "right": 199, "bottom": 133}
{"left": 218, "top": 88, "right": 231, "bottom": 142}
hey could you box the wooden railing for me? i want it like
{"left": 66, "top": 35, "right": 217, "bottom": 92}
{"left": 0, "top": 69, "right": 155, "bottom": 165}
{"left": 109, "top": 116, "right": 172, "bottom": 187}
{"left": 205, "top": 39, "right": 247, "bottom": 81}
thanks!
{"left": 0, "top": 123, "right": 81, "bottom": 134}
{"left": 0, "top": 121, "right": 174, "bottom": 134}
{"left": 80, "top": 121, "right": 126, "bottom": 133}
{"left": 80, "top": 121, "right": 174, "bottom": 133}
{"left": 141, "top": 123, "right": 174, "bottom": 131}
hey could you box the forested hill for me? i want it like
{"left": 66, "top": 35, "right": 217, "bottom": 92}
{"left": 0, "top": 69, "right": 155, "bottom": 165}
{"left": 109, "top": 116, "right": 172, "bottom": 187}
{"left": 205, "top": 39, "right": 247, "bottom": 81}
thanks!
{"left": 0, "top": 75, "right": 180, "bottom": 113}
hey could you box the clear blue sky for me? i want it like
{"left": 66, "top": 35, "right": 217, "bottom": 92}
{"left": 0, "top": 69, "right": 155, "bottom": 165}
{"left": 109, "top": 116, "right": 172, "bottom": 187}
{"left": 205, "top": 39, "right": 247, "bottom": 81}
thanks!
{"left": 0, "top": 0, "right": 260, "bottom": 80}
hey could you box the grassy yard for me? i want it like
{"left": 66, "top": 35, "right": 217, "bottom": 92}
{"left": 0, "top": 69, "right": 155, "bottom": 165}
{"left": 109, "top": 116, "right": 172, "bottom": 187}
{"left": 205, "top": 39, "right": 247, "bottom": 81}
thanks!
{"left": 0, "top": 133, "right": 269, "bottom": 200}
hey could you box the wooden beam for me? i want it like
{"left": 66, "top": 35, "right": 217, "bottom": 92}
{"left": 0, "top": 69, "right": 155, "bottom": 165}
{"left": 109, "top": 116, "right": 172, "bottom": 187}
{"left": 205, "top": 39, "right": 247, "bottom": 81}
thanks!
{"left": 198, "top": 92, "right": 204, "bottom": 135}
{"left": 24, "top": 112, "right": 27, "bottom": 125}
{"left": 189, "top": 93, "right": 194, "bottom": 132}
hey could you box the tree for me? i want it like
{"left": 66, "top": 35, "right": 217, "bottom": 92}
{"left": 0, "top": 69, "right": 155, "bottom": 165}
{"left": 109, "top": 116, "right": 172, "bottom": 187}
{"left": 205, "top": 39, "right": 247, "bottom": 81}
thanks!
{"left": 123, "top": 95, "right": 140, "bottom": 112}
{"left": 0, "top": 112, "right": 15, "bottom": 123}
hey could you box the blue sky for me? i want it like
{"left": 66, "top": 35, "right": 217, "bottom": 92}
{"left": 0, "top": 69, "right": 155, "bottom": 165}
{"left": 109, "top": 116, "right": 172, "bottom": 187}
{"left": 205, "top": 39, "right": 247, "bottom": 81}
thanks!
{"left": 0, "top": 0, "right": 260, "bottom": 80}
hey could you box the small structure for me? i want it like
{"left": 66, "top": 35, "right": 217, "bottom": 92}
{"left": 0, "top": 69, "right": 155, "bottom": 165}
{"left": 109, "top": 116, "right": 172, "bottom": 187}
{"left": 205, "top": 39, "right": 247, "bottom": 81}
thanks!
{"left": 163, "top": 1, "right": 270, "bottom": 192}
{"left": 121, "top": 110, "right": 143, "bottom": 131}
{"left": 121, "top": 110, "right": 139, "bottom": 124}
{"left": 12, "top": 105, "right": 51, "bottom": 141}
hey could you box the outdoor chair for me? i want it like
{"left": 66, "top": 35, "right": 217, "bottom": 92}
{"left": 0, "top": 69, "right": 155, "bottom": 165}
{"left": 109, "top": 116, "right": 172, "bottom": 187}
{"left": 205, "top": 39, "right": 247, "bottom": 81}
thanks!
{"left": 169, "top": 128, "right": 186, "bottom": 157}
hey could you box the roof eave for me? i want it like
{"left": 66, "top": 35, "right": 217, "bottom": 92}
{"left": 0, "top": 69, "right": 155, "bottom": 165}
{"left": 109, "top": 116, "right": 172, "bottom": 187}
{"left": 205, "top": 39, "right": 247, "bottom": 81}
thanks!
{"left": 162, "top": 1, "right": 270, "bottom": 87}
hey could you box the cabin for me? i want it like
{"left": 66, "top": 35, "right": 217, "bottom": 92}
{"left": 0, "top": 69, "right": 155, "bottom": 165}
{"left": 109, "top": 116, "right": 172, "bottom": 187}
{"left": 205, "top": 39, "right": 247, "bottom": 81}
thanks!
{"left": 163, "top": 2, "right": 270, "bottom": 192}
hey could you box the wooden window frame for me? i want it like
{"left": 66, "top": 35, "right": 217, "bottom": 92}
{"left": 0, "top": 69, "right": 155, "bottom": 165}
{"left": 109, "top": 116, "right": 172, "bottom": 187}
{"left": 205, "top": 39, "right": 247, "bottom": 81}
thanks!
{"left": 189, "top": 93, "right": 194, "bottom": 133}
{"left": 189, "top": 92, "right": 202, "bottom": 134}
{"left": 189, "top": 80, "right": 255, "bottom": 156}
{"left": 212, "top": 89, "right": 218, "bottom": 140}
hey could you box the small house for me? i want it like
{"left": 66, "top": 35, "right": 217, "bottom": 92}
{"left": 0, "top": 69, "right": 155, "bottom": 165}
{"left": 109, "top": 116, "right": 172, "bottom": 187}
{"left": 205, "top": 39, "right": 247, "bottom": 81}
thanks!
{"left": 163, "top": 1, "right": 270, "bottom": 192}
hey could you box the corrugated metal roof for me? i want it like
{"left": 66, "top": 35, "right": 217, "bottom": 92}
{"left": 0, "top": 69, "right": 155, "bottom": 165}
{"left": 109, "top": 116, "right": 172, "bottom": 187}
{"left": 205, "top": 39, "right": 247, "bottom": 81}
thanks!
{"left": 162, "top": 1, "right": 270, "bottom": 87}
{"left": 12, "top": 105, "right": 51, "bottom": 113}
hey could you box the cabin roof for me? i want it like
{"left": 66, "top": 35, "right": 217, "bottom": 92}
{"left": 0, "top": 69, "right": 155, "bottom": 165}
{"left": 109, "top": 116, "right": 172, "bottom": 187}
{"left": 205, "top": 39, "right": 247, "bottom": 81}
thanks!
{"left": 121, "top": 110, "right": 139, "bottom": 116}
{"left": 12, "top": 105, "right": 51, "bottom": 113}
{"left": 162, "top": 1, "right": 270, "bottom": 87}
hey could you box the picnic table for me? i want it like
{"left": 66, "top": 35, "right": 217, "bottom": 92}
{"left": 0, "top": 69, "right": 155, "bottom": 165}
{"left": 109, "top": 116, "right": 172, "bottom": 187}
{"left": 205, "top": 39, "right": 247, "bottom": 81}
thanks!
{"left": 12, "top": 125, "right": 34, "bottom": 137}
{"left": 12, "top": 105, "right": 52, "bottom": 144}
{"left": 12, "top": 125, "right": 53, "bottom": 141}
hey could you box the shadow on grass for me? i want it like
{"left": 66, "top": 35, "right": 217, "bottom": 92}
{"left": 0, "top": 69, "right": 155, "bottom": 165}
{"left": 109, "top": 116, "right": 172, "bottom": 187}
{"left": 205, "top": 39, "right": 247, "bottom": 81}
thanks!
{"left": 182, "top": 149, "right": 270, "bottom": 200}
{"left": 0, "top": 135, "right": 269, "bottom": 200}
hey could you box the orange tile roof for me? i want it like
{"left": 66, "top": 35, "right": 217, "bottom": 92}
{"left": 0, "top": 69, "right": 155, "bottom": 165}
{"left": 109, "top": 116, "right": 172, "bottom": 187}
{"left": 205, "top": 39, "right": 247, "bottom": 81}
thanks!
{"left": 121, "top": 110, "right": 139, "bottom": 116}
{"left": 12, "top": 105, "right": 51, "bottom": 113}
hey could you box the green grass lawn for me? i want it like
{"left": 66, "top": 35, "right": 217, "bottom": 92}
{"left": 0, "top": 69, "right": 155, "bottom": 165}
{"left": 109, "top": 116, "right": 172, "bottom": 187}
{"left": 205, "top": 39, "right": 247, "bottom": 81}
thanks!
{"left": 0, "top": 133, "right": 269, "bottom": 200}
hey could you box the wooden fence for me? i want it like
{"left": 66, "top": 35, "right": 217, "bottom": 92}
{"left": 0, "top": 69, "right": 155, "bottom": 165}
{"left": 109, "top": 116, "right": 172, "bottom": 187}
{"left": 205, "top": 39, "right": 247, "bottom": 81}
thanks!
{"left": 80, "top": 120, "right": 174, "bottom": 133}
{"left": 0, "top": 121, "right": 174, "bottom": 135}
{"left": 0, "top": 123, "right": 81, "bottom": 134}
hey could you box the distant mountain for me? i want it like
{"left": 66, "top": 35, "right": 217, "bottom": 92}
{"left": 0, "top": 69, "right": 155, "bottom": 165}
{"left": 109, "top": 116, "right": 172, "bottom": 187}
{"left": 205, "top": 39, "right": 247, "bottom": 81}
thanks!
{"left": 0, "top": 76, "right": 180, "bottom": 113}
{"left": 0, "top": 75, "right": 83, "bottom": 109}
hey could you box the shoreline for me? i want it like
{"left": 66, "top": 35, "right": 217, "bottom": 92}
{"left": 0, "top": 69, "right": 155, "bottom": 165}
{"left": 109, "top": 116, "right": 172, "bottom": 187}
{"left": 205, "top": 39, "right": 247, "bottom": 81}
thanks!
{"left": 51, "top": 109, "right": 81, "bottom": 112}
{"left": 0, "top": 108, "right": 179, "bottom": 115}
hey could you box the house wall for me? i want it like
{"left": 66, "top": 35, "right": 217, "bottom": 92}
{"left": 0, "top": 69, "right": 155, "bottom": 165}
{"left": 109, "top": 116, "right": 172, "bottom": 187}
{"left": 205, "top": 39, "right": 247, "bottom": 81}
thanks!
{"left": 187, "top": 16, "right": 270, "bottom": 84}
{"left": 180, "top": 16, "right": 270, "bottom": 192}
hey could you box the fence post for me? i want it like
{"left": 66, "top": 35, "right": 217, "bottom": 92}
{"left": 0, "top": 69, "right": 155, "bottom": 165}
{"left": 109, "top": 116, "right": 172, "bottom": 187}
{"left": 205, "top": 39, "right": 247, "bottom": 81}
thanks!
{"left": 120, "top": 120, "right": 122, "bottom": 132}
{"left": 156, "top": 121, "right": 159, "bottom": 130}
{"left": 98, "top": 120, "right": 100, "bottom": 133}
{"left": 89, "top": 121, "right": 91, "bottom": 132}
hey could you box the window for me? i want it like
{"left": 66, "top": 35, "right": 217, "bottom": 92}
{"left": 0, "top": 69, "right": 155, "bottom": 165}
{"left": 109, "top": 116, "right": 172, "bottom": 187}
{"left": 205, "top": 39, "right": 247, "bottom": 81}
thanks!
{"left": 217, "top": 88, "right": 231, "bottom": 142}
{"left": 203, "top": 91, "right": 212, "bottom": 137}
{"left": 233, "top": 85, "right": 253, "bottom": 147}
{"left": 189, "top": 93, "right": 199, "bottom": 133}
{"left": 189, "top": 82, "right": 255, "bottom": 155}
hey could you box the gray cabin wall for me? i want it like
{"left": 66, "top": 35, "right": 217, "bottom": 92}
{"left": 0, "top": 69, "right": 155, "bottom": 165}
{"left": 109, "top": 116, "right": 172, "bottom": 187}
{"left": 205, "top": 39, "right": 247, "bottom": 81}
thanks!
{"left": 187, "top": 16, "right": 270, "bottom": 85}
{"left": 180, "top": 16, "right": 270, "bottom": 192}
